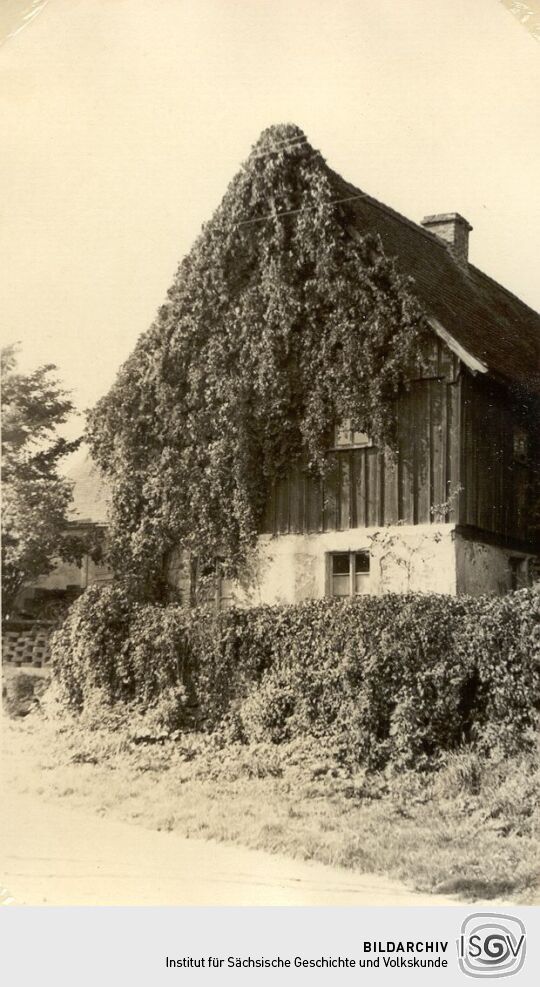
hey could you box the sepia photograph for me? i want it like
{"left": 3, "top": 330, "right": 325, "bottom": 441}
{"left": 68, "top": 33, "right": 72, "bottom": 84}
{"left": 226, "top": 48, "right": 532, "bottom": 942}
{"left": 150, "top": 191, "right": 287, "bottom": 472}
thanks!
{"left": 1, "top": 0, "right": 539, "bottom": 923}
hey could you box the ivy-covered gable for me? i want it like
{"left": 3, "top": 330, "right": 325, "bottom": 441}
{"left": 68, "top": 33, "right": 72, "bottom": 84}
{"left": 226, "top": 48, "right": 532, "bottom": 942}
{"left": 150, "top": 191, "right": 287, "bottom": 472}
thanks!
{"left": 87, "top": 124, "right": 430, "bottom": 596}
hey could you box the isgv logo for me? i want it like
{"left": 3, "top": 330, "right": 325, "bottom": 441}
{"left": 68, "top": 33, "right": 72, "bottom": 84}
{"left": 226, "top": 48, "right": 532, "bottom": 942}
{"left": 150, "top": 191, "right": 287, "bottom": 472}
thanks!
{"left": 457, "top": 913, "right": 526, "bottom": 979}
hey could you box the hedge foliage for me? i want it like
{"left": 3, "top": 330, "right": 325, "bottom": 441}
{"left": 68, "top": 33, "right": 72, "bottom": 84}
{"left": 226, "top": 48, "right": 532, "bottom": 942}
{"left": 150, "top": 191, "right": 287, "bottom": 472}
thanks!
{"left": 51, "top": 585, "right": 540, "bottom": 769}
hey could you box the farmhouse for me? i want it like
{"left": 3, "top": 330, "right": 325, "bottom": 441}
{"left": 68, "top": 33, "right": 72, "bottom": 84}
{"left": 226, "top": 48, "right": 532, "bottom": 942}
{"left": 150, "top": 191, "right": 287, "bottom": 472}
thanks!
{"left": 87, "top": 125, "right": 540, "bottom": 609}
{"left": 167, "top": 138, "right": 540, "bottom": 606}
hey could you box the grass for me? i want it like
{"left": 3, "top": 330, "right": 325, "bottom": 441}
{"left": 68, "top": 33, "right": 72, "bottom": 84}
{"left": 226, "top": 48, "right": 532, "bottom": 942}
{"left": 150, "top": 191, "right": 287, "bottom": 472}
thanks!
{"left": 3, "top": 680, "right": 539, "bottom": 904}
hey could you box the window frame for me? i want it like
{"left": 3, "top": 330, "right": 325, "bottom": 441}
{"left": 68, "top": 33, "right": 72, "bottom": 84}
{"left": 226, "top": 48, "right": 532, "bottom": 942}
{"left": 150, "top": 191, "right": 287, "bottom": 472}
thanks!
{"left": 331, "top": 420, "right": 373, "bottom": 450}
{"left": 509, "top": 556, "right": 530, "bottom": 592}
{"left": 190, "top": 557, "right": 235, "bottom": 610}
{"left": 326, "top": 550, "right": 371, "bottom": 598}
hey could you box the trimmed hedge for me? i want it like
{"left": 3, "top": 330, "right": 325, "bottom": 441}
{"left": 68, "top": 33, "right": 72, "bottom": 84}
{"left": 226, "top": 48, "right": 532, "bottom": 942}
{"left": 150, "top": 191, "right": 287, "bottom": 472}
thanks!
{"left": 51, "top": 585, "right": 540, "bottom": 769}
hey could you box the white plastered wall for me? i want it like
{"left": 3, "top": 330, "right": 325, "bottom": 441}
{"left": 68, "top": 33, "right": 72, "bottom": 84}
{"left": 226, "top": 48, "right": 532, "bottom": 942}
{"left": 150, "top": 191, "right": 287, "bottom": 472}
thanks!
{"left": 230, "top": 523, "right": 458, "bottom": 606}
{"left": 167, "top": 526, "right": 539, "bottom": 607}
{"left": 454, "top": 535, "right": 533, "bottom": 596}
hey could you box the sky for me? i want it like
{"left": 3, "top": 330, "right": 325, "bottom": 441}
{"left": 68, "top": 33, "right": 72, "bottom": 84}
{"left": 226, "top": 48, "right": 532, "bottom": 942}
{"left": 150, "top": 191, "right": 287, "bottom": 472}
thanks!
{"left": 1, "top": 0, "right": 539, "bottom": 442}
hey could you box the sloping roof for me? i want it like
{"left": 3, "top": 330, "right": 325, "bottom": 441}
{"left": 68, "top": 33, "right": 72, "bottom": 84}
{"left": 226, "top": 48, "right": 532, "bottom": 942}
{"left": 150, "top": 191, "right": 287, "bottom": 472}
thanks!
{"left": 66, "top": 449, "right": 110, "bottom": 524}
{"left": 329, "top": 169, "right": 540, "bottom": 394}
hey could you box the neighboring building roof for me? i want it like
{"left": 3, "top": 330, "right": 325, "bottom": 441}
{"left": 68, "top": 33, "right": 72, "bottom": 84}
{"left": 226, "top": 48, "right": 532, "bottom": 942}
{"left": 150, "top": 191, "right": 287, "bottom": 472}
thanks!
{"left": 66, "top": 449, "right": 110, "bottom": 524}
{"left": 329, "top": 168, "right": 540, "bottom": 394}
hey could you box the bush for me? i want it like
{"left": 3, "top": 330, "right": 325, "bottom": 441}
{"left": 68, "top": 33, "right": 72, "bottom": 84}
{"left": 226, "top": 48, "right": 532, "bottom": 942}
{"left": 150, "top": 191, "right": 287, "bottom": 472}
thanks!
{"left": 466, "top": 590, "right": 540, "bottom": 755}
{"left": 50, "top": 584, "right": 540, "bottom": 769}
{"left": 2, "top": 670, "right": 49, "bottom": 718}
{"left": 50, "top": 585, "right": 187, "bottom": 713}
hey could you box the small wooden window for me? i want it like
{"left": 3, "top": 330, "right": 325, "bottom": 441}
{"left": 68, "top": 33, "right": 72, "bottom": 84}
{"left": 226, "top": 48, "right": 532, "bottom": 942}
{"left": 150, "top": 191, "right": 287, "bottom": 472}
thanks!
{"left": 191, "top": 558, "right": 235, "bottom": 609}
{"left": 509, "top": 556, "right": 529, "bottom": 591}
{"left": 330, "top": 552, "right": 351, "bottom": 597}
{"left": 217, "top": 568, "right": 234, "bottom": 610}
{"left": 354, "top": 549, "right": 370, "bottom": 593}
{"left": 191, "top": 559, "right": 216, "bottom": 605}
{"left": 334, "top": 420, "right": 372, "bottom": 449}
{"left": 328, "top": 550, "right": 370, "bottom": 597}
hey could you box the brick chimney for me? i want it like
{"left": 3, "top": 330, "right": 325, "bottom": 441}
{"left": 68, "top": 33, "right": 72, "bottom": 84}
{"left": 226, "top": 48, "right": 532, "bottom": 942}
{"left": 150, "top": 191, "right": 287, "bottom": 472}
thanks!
{"left": 421, "top": 212, "right": 472, "bottom": 267}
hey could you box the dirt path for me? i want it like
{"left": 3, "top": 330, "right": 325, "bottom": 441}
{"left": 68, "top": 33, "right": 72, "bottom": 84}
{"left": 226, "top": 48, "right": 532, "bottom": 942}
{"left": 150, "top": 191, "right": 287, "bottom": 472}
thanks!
{"left": 1, "top": 790, "right": 462, "bottom": 907}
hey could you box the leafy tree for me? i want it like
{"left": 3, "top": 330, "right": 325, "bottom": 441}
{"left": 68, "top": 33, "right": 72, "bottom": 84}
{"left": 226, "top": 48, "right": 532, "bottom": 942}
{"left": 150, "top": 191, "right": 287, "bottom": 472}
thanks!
{"left": 1, "top": 345, "right": 84, "bottom": 615}
{"left": 87, "top": 124, "right": 429, "bottom": 598}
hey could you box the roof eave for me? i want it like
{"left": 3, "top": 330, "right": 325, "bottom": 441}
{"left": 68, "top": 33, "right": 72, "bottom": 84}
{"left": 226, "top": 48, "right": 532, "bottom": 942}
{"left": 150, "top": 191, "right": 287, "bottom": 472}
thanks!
{"left": 427, "top": 316, "right": 488, "bottom": 375}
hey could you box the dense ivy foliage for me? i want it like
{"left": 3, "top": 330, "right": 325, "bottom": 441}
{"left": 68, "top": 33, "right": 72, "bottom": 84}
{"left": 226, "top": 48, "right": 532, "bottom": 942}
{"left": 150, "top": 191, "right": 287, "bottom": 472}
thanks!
{"left": 87, "top": 124, "right": 429, "bottom": 593}
{"left": 51, "top": 586, "right": 540, "bottom": 769}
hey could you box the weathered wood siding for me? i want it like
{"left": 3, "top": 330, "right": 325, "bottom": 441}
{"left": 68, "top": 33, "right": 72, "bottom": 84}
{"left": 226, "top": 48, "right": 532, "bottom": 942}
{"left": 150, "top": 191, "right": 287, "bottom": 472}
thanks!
{"left": 459, "top": 372, "right": 539, "bottom": 547}
{"left": 262, "top": 331, "right": 539, "bottom": 548}
{"left": 262, "top": 339, "right": 464, "bottom": 535}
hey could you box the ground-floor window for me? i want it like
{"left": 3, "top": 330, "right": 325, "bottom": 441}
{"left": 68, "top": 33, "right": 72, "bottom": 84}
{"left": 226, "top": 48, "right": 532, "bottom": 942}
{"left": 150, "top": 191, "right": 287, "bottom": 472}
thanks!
{"left": 509, "top": 556, "right": 531, "bottom": 591}
{"left": 327, "top": 550, "right": 370, "bottom": 597}
{"left": 189, "top": 558, "right": 235, "bottom": 609}
{"left": 217, "top": 569, "right": 234, "bottom": 610}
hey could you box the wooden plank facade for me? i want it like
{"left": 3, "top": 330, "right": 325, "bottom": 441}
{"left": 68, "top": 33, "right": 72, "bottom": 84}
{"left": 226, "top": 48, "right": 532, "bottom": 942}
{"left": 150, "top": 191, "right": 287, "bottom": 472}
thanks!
{"left": 262, "top": 334, "right": 540, "bottom": 552}
{"left": 459, "top": 371, "right": 538, "bottom": 548}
